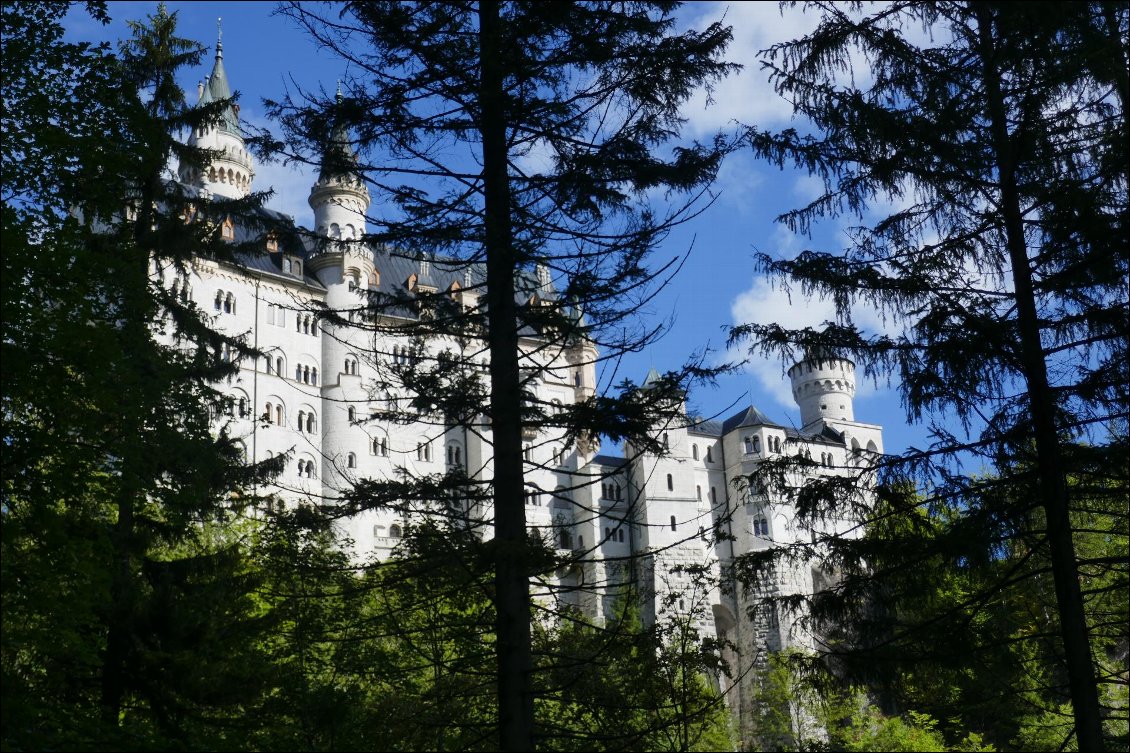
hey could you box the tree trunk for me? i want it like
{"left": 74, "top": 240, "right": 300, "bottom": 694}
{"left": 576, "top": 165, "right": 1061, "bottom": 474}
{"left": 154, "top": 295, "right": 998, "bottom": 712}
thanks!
{"left": 478, "top": 1, "right": 535, "bottom": 749}
{"left": 974, "top": 6, "right": 1105, "bottom": 750}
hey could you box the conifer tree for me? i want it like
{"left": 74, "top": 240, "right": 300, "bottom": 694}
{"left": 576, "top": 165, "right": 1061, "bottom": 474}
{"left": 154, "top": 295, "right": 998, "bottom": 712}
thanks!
{"left": 267, "top": 2, "right": 735, "bottom": 747}
{"left": 2, "top": 3, "right": 277, "bottom": 746}
{"left": 731, "top": 2, "right": 1127, "bottom": 749}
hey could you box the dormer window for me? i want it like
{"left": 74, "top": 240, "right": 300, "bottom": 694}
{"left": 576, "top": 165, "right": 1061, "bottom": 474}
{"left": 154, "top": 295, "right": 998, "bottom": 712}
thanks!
{"left": 182, "top": 203, "right": 197, "bottom": 224}
{"left": 266, "top": 232, "right": 279, "bottom": 252}
{"left": 221, "top": 216, "right": 234, "bottom": 241}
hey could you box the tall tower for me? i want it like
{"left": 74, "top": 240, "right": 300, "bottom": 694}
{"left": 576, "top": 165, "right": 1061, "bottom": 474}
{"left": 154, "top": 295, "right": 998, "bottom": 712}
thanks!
{"left": 788, "top": 353, "right": 857, "bottom": 427}
{"left": 178, "top": 20, "right": 255, "bottom": 199}
{"left": 308, "top": 86, "right": 370, "bottom": 241}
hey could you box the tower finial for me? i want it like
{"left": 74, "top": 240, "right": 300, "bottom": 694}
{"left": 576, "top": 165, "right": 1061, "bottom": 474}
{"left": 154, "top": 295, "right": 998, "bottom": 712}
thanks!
{"left": 216, "top": 17, "right": 223, "bottom": 58}
{"left": 336, "top": 79, "right": 343, "bottom": 102}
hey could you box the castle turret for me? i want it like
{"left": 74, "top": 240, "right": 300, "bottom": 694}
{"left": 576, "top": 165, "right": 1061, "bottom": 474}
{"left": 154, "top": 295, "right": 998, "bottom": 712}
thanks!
{"left": 788, "top": 354, "right": 857, "bottom": 427}
{"left": 308, "top": 85, "right": 370, "bottom": 241}
{"left": 179, "top": 20, "right": 255, "bottom": 199}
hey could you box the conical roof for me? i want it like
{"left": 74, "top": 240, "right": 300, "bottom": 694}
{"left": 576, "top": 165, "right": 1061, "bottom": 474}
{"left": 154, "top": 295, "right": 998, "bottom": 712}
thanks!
{"left": 198, "top": 38, "right": 240, "bottom": 135}
{"left": 318, "top": 86, "right": 361, "bottom": 182}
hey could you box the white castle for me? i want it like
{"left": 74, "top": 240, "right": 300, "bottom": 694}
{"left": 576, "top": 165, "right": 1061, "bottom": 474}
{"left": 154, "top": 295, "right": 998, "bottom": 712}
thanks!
{"left": 163, "top": 41, "right": 884, "bottom": 737}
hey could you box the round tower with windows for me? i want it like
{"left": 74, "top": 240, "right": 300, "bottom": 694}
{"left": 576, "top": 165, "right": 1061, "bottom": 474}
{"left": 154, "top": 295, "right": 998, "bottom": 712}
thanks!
{"left": 788, "top": 354, "right": 857, "bottom": 426}
{"left": 308, "top": 86, "right": 370, "bottom": 243}
{"left": 178, "top": 25, "right": 255, "bottom": 199}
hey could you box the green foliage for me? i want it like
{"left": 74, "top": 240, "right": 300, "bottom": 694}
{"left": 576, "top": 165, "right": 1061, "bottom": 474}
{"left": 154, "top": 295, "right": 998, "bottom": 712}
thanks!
{"left": 536, "top": 601, "right": 734, "bottom": 752}
{"left": 2, "top": 3, "right": 277, "bottom": 748}
{"left": 730, "top": 2, "right": 1127, "bottom": 749}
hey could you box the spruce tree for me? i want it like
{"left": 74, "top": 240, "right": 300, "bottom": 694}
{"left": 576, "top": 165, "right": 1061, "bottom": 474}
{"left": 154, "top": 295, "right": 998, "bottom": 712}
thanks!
{"left": 2, "top": 3, "right": 276, "bottom": 746}
{"left": 731, "top": 2, "right": 1127, "bottom": 749}
{"left": 267, "top": 2, "right": 735, "bottom": 748}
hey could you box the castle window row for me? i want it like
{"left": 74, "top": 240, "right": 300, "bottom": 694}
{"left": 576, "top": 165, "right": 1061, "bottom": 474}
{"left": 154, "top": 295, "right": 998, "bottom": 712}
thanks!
{"left": 371, "top": 437, "right": 389, "bottom": 456}
{"left": 171, "top": 278, "right": 192, "bottom": 303}
{"left": 601, "top": 482, "right": 622, "bottom": 501}
{"left": 295, "top": 364, "right": 319, "bottom": 385}
{"left": 753, "top": 517, "right": 770, "bottom": 537}
{"left": 297, "top": 459, "right": 317, "bottom": 479}
{"left": 416, "top": 442, "right": 433, "bottom": 462}
{"left": 604, "top": 527, "right": 626, "bottom": 543}
{"left": 296, "top": 410, "right": 317, "bottom": 434}
{"left": 296, "top": 313, "right": 316, "bottom": 335}
{"left": 214, "top": 290, "right": 236, "bottom": 314}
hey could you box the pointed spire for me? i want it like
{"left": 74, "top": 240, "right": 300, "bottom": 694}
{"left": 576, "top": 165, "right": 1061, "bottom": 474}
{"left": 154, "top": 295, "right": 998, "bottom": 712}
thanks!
{"left": 216, "top": 17, "right": 223, "bottom": 58}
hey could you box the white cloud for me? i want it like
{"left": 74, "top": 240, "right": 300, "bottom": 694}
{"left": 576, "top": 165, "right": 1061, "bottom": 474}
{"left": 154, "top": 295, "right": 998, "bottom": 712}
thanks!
{"left": 728, "top": 275, "right": 897, "bottom": 407}
{"left": 679, "top": 2, "right": 820, "bottom": 136}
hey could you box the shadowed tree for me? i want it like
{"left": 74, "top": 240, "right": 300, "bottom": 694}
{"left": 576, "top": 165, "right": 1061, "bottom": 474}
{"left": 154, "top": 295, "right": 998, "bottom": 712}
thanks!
{"left": 730, "top": 2, "right": 1127, "bottom": 750}
{"left": 265, "top": 1, "right": 736, "bottom": 748}
{"left": 2, "top": 3, "right": 281, "bottom": 747}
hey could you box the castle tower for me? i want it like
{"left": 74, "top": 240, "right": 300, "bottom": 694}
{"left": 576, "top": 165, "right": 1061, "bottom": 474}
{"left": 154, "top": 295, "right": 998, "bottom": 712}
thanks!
{"left": 788, "top": 353, "right": 857, "bottom": 427}
{"left": 308, "top": 85, "right": 370, "bottom": 241}
{"left": 178, "top": 20, "right": 255, "bottom": 199}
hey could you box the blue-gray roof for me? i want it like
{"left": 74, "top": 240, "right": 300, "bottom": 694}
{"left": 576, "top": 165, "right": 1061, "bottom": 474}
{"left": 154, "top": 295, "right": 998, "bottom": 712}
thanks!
{"left": 198, "top": 45, "right": 240, "bottom": 135}
{"left": 721, "top": 404, "right": 782, "bottom": 433}
{"left": 590, "top": 454, "right": 629, "bottom": 469}
{"left": 687, "top": 416, "right": 724, "bottom": 437}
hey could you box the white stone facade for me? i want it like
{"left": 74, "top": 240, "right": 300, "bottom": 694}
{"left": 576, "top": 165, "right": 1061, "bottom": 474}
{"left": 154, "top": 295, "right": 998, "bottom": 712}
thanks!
{"left": 160, "top": 43, "right": 886, "bottom": 741}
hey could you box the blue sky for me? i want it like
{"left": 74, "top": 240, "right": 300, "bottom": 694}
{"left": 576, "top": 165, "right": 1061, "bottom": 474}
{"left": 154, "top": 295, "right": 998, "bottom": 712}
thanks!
{"left": 63, "top": 1, "right": 942, "bottom": 457}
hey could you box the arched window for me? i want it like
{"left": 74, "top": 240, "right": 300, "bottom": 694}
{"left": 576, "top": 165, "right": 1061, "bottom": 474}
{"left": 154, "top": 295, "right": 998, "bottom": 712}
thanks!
{"left": 615, "top": 484, "right": 621, "bottom": 501}
{"left": 276, "top": 404, "right": 283, "bottom": 426}
{"left": 551, "top": 446, "right": 562, "bottom": 467}
{"left": 214, "top": 291, "right": 223, "bottom": 311}
{"left": 670, "top": 515, "right": 677, "bottom": 531}
{"left": 348, "top": 406, "right": 357, "bottom": 422}
{"left": 275, "top": 356, "right": 283, "bottom": 376}
{"left": 347, "top": 453, "right": 356, "bottom": 468}
{"left": 706, "top": 446, "right": 713, "bottom": 463}
{"left": 692, "top": 444, "right": 699, "bottom": 460}
{"left": 666, "top": 473, "right": 673, "bottom": 491}
{"left": 752, "top": 436, "right": 761, "bottom": 453}
{"left": 311, "top": 367, "right": 318, "bottom": 385}
{"left": 696, "top": 485, "right": 702, "bottom": 501}
{"left": 604, "top": 526, "right": 611, "bottom": 541}
{"left": 662, "top": 433, "right": 669, "bottom": 448}
{"left": 380, "top": 437, "right": 388, "bottom": 457}
{"left": 224, "top": 292, "right": 234, "bottom": 314}
{"left": 306, "top": 412, "right": 315, "bottom": 433}
{"left": 264, "top": 401, "right": 273, "bottom": 423}
{"left": 618, "top": 529, "right": 625, "bottom": 542}
{"left": 710, "top": 487, "right": 717, "bottom": 504}
{"left": 744, "top": 437, "right": 753, "bottom": 454}
{"left": 389, "top": 524, "right": 402, "bottom": 539}
{"left": 237, "top": 396, "right": 248, "bottom": 418}
{"left": 447, "top": 443, "right": 463, "bottom": 466}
